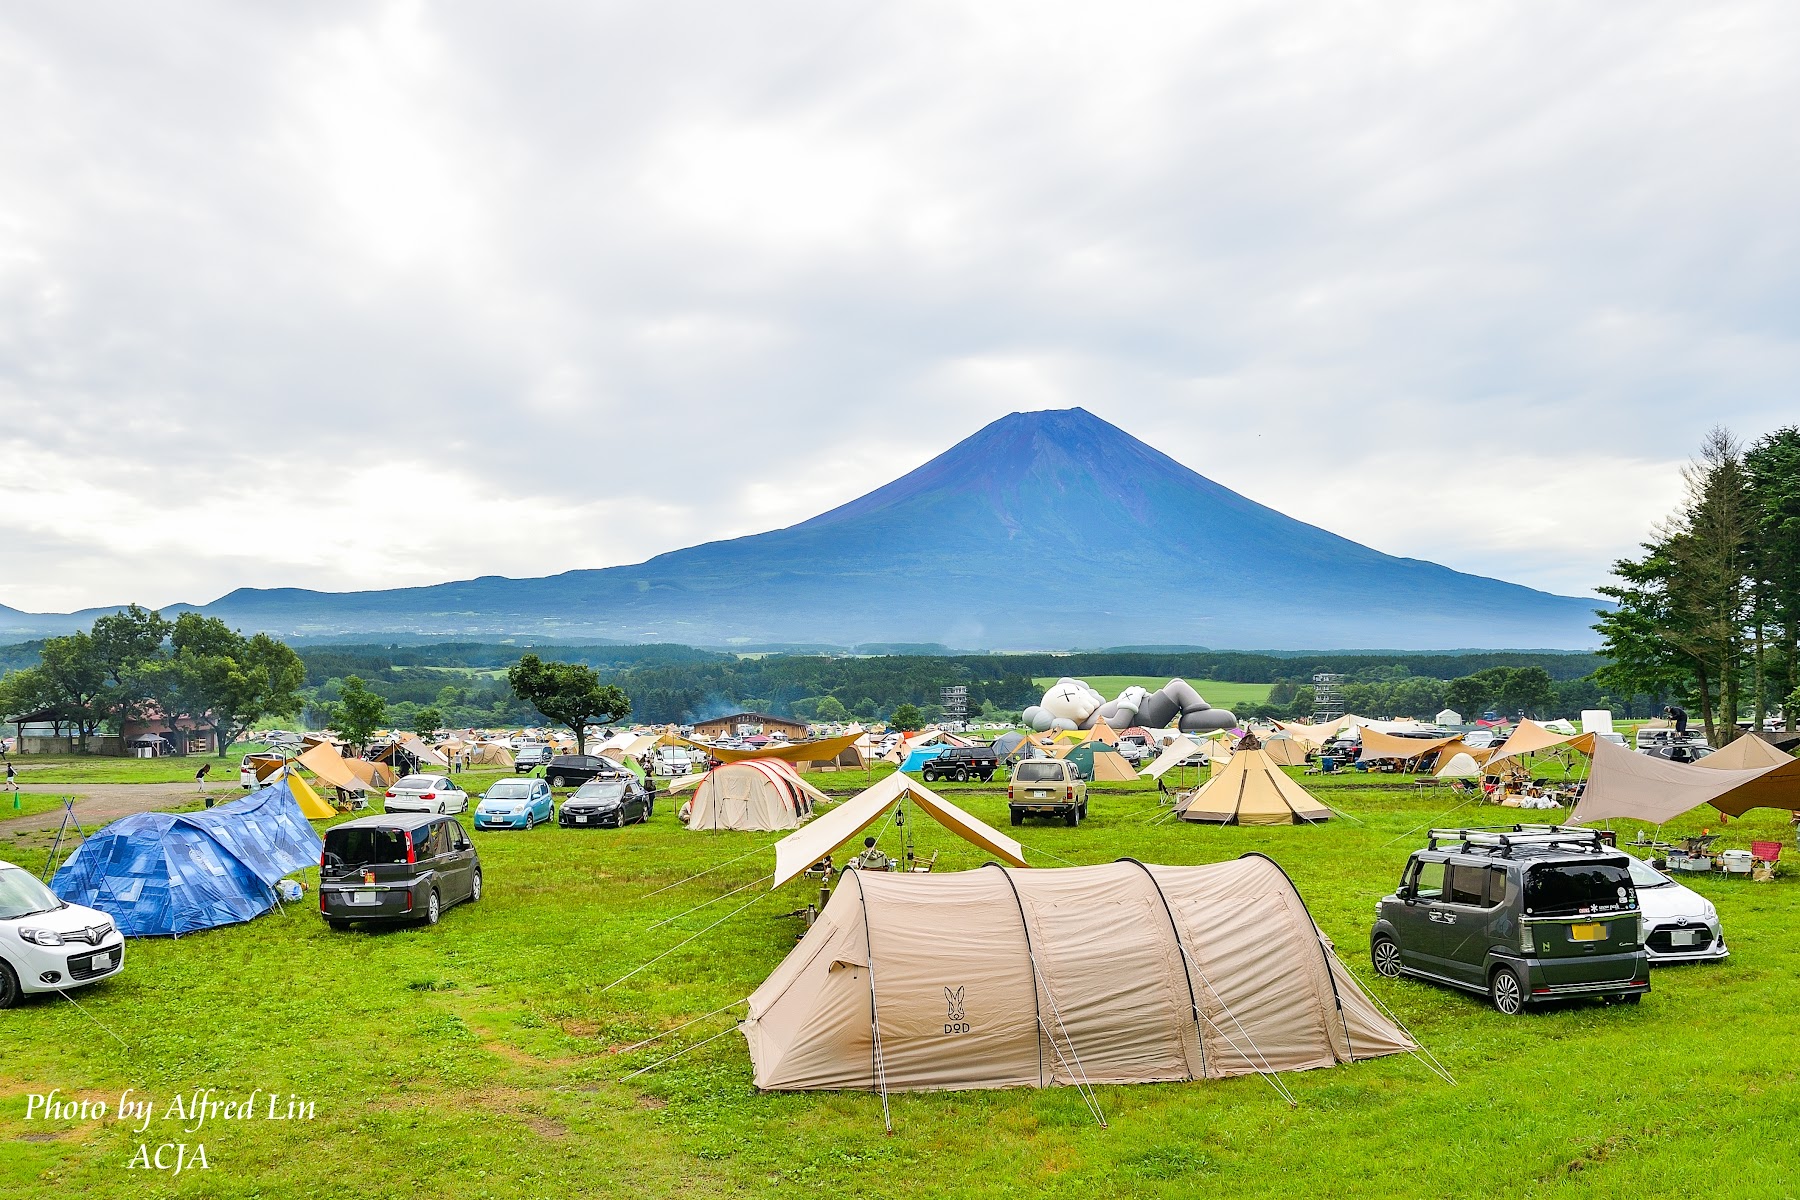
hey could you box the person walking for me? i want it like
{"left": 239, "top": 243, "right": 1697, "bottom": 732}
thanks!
{"left": 5, "top": 760, "right": 16, "bottom": 792}
{"left": 194, "top": 762, "right": 211, "bottom": 793}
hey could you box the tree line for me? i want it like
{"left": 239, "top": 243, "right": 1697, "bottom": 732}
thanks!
{"left": 0, "top": 606, "right": 304, "bottom": 756}
{"left": 1597, "top": 426, "right": 1800, "bottom": 745}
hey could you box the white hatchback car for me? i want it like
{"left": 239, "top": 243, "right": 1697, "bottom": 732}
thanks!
{"left": 1623, "top": 851, "right": 1729, "bottom": 964}
{"left": 383, "top": 774, "right": 469, "bottom": 815}
{"left": 0, "top": 861, "right": 125, "bottom": 1007}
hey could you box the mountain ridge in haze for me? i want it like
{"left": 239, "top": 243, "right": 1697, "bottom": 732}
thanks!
{"left": 2, "top": 409, "right": 1604, "bottom": 649}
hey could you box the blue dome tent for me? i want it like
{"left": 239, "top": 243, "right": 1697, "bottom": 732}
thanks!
{"left": 52, "top": 781, "right": 324, "bottom": 937}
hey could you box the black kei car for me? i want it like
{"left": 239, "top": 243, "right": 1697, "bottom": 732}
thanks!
{"left": 1371, "top": 825, "right": 1649, "bottom": 1015}
{"left": 318, "top": 814, "right": 481, "bottom": 930}
{"left": 559, "top": 776, "right": 654, "bottom": 828}
{"left": 542, "top": 754, "right": 621, "bottom": 788}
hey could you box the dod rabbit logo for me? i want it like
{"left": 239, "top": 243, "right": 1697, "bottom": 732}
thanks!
{"left": 944, "top": 986, "right": 969, "bottom": 1034}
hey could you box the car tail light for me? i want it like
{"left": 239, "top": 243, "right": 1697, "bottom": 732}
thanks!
{"left": 1066, "top": 786, "right": 1073, "bottom": 799}
{"left": 420, "top": 792, "right": 437, "bottom": 800}
{"left": 385, "top": 789, "right": 396, "bottom": 798}
{"left": 1519, "top": 924, "right": 1535, "bottom": 953}
{"left": 406, "top": 834, "right": 417, "bottom": 864}
{"left": 1007, "top": 785, "right": 1014, "bottom": 799}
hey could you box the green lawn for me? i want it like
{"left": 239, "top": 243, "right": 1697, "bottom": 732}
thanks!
{"left": 3, "top": 745, "right": 273, "bottom": 786}
{"left": 2, "top": 764, "right": 1797, "bottom": 1197}
{"left": 1031, "top": 677, "right": 1274, "bottom": 709}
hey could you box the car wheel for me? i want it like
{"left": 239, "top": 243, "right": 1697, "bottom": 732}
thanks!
{"left": 0, "top": 959, "right": 21, "bottom": 1008}
{"left": 1064, "top": 810, "right": 1078, "bottom": 827}
{"left": 1489, "top": 965, "right": 1525, "bottom": 1015}
{"left": 1010, "top": 811, "right": 1023, "bottom": 827}
{"left": 325, "top": 918, "right": 351, "bottom": 932}
{"left": 1617, "top": 993, "right": 1642, "bottom": 1006}
{"left": 955, "top": 768, "right": 969, "bottom": 783}
{"left": 550, "top": 774, "right": 566, "bottom": 788}
{"left": 1371, "top": 935, "right": 1402, "bottom": 979}
{"left": 425, "top": 890, "right": 441, "bottom": 926}
{"left": 470, "top": 870, "right": 482, "bottom": 903}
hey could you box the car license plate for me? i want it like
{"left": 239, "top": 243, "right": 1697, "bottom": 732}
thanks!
{"left": 1670, "top": 929, "right": 1702, "bottom": 946}
{"left": 1029, "top": 789, "right": 1049, "bottom": 798}
{"left": 350, "top": 891, "right": 378, "bottom": 906}
{"left": 91, "top": 952, "right": 112, "bottom": 969}
{"left": 1570, "top": 922, "right": 1607, "bottom": 941}
{"left": 575, "top": 815, "right": 588, "bottom": 823}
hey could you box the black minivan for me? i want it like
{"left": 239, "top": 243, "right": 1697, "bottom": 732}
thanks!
{"left": 318, "top": 814, "right": 482, "bottom": 930}
{"left": 1372, "top": 825, "right": 1649, "bottom": 1014}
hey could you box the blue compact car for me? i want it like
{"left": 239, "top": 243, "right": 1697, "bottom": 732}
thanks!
{"left": 474, "top": 778, "right": 554, "bottom": 830}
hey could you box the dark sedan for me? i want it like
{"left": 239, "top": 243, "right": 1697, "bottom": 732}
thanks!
{"left": 559, "top": 777, "right": 653, "bottom": 828}
{"left": 543, "top": 754, "right": 625, "bottom": 788}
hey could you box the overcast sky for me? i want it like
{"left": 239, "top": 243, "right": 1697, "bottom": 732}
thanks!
{"left": 2, "top": 2, "right": 1796, "bottom": 614}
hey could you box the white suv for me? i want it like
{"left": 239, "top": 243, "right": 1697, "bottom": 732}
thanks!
{"left": 0, "top": 861, "right": 125, "bottom": 1007}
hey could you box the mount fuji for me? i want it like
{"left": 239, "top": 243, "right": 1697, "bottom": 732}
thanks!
{"left": 7, "top": 408, "right": 1604, "bottom": 649}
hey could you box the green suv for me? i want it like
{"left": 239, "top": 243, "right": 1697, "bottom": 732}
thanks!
{"left": 1371, "top": 826, "right": 1650, "bottom": 1014}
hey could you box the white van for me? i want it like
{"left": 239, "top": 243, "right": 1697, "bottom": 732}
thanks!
{"left": 654, "top": 747, "right": 696, "bottom": 777}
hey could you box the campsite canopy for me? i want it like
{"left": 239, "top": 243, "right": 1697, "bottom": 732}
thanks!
{"left": 1483, "top": 719, "right": 1578, "bottom": 773}
{"left": 1356, "top": 729, "right": 1460, "bottom": 764}
{"left": 682, "top": 760, "right": 830, "bottom": 832}
{"left": 742, "top": 856, "right": 1415, "bottom": 1093}
{"left": 683, "top": 731, "right": 864, "bottom": 768}
{"left": 52, "top": 781, "right": 324, "bottom": 936}
{"left": 1698, "top": 734, "right": 1793, "bottom": 771}
{"left": 1177, "top": 748, "right": 1332, "bottom": 825}
{"left": 296, "top": 742, "right": 369, "bottom": 795}
{"left": 1569, "top": 734, "right": 1800, "bottom": 825}
{"left": 1139, "top": 736, "right": 1203, "bottom": 781}
{"left": 771, "top": 773, "right": 1025, "bottom": 889}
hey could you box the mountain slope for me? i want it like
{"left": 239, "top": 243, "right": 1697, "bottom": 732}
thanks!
{"left": 184, "top": 407, "right": 1602, "bottom": 649}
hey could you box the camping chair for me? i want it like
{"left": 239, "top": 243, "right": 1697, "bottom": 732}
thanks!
{"left": 908, "top": 851, "right": 938, "bottom": 874}
{"left": 1751, "top": 841, "right": 1782, "bottom": 882}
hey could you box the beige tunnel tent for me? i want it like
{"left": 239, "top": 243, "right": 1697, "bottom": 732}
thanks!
{"left": 743, "top": 856, "right": 1415, "bottom": 1093}
{"left": 1177, "top": 747, "right": 1333, "bottom": 825}
{"left": 680, "top": 760, "right": 831, "bottom": 832}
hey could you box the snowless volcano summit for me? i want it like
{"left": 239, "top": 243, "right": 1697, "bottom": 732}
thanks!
{"left": 21, "top": 408, "right": 1602, "bottom": 649}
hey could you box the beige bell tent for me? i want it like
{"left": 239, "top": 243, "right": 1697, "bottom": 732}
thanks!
{"left": 771, "top": 773, "right": 1025, "bottom": 889}
{"left": 742, "top": 856, "right": 1415, "bottom": 1094}
{"left": 1261, "top": 734, "right": 1308, "bottom": 767}
{"left": 682, "top": 760, "right": 832, "bottom": 832}
{"left": 1177, "top": 748, "right": 1332, "bottom": 825}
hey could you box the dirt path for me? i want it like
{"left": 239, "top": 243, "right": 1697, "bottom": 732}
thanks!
{"left": 0, "top": 782, "right": 206, "bottom": 846}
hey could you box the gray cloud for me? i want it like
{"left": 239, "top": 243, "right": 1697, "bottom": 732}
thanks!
{"left": 1, "top": 0, "right": 1795, "bottom": 611}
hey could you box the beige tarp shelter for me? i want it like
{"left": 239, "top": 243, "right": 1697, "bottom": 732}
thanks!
{"left": 1699, "top": 734, "right": 1793, "bottom": 771}
{"left": 1483, "top": 719, "right": 1576, "bottom": 774}
{"left": 1177, "top": 748, "right": 1332, "bottom": 825}
{"left": 686, "top": 732, "right": 863, "bottom": 768}
{"left": 1356, "top": 729, "right": 1459, "bottom": 764}
{"left": 1277, "top": 714, "right": 1369, "bottom": 748}
{"left": 296, "top": 742, "right": 369, "bottom": 795}
{"left": 771, "top": 773, "right": 1025, "bottom": 889}
{"left": 343, "top": 758, "right": 395, "bottom": 789}
{"left": 742, "top": 857, "right": 1415, "bottom": 1094}
{"left": 1570, "top": 733, "right": 1800, "bottom": 825}
{"left": 682, "top": 760, "right": 831, "bottom": 832}
{"left": 1262, "top": 735, "right": 1308, "bottom": 767}
{"left": 1139, "top": 736, "right": 1203, "bottom": 781}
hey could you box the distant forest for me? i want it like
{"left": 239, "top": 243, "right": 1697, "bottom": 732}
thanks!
{"left": 2, "top": 637, "right": 1671, "bottom": 731}
{"left": 277, "top": 643, "right": 1656, "bottom": 729}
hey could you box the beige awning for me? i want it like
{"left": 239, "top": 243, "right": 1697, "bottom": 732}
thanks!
{"left": 1356, "top": 728, "right": 1459, "bottom": 763}
{"left": 296, "top": 742, "right": 368, "bottom": 793}
{"left": 771, "top": 773, "right": 1025, "bottom": 889}
{"left": 1570, "top": 733, "right": 1800, "bottom": 824}
{"left": 1139, "top": 735, "right": 1203, "bottom": 781}
{"left": 676, "top": 731, "right": 863, "bottom": 766}
{"left": 1698, "top": 734, "right": 1793, "bottom": 771}
{"left": 1482, "top": 719, "right": 1577, "bottom": 773}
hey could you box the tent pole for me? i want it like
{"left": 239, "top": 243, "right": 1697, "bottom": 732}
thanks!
{"left": 1118, "top": 858, "right": 1208, "bottom": 1080}
{"left": 847, "top": 872, "right": 893, "bottom": 1133}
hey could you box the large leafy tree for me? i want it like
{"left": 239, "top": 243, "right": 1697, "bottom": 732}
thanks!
{"left": 327, "top": 676, "right": 388, "bottom": 752}
{"left": 506, "top": 654, "right": 629, "bottom": 753}
{"left": 1746, "top": 427, "right": 1800, "bottom": 731}
{"left": 35, "top": 632, "right": 111, "bottom": 749}
{"left": 168, "top": 614, "right": 306, "bottom": 757}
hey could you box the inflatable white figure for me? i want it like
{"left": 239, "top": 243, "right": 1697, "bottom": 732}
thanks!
{"left": 1025, "top": 678, "right": 1236, "bottom": 734}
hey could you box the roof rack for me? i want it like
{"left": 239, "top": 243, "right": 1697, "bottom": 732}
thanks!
{"left": 1425, "top": 824, "right": 1607, "bottom": 857}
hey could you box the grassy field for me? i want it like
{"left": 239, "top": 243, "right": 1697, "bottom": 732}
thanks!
{"left": 1031, "top": 677, "right": 1274, "bottom": 709}
{"left": 2, "top": 762, "right": 1797, "bottom": 1198}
